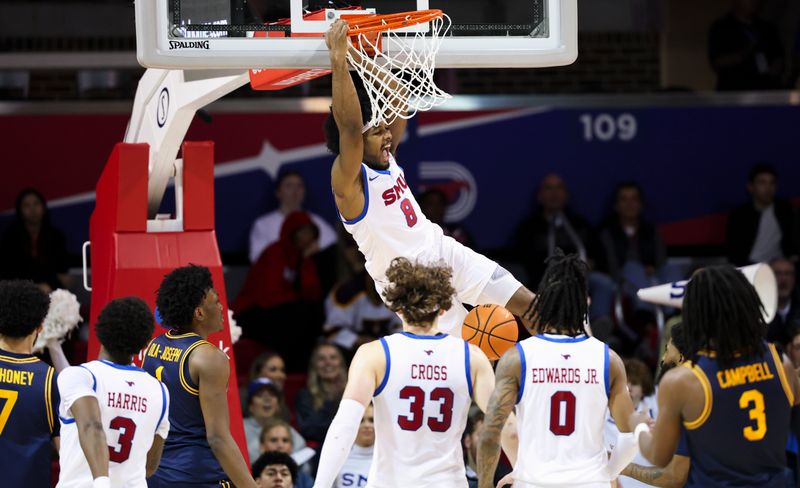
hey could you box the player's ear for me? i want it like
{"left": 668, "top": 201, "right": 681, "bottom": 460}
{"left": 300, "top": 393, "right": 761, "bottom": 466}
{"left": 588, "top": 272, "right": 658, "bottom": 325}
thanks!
{"left": 194, "top": 305, "right": 205, "bottom": 322}
{"left": 438, "top": 309, "right": 446, "bottom": 317}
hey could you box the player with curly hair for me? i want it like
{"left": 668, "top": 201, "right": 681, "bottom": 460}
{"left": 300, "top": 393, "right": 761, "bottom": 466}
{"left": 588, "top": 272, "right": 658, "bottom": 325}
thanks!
{"left": 0, "top": 280, "right": 59, "bottom": 488}
{"left": 142, "top": 265, "right": 257, "bottom": 488}
{"left": 313, "top": 258, "right": 511, "bottom": 488}
{"left": 57, "top": 296, "right": 169, "bottom": 488}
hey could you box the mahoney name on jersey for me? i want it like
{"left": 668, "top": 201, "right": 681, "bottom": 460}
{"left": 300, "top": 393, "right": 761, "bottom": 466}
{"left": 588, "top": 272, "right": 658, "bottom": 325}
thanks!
{"left": 0, "top": 367, "right": 35, "bottom": 385}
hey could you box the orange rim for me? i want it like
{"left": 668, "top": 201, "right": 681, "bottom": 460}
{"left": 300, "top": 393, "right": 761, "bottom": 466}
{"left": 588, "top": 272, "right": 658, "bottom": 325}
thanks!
{"left": 343, "top": 9, "right": 444, "bottom": 36}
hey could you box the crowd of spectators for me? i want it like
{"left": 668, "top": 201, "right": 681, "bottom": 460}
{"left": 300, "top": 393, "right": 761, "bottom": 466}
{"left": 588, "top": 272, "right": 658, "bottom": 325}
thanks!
{"left": 3, "top": 156, "right": 796, "bottom": 486}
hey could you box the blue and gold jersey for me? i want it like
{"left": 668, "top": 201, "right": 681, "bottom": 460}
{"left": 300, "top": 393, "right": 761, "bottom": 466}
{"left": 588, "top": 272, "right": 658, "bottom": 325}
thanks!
{"left": 142, "top": 331, "right": 227, "bottom": 484}
{"left": 684, "top": 342, "right": 793, "bottom": 487}
{"left": 0, "top": 348, "right": 59, "bottom": 487}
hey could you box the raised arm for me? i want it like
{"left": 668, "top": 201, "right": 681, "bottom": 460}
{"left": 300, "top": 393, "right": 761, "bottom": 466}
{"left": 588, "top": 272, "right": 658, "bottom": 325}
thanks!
{"left": 327, "top": 20, "right": 366, "bottom": 207}
{"left": 477, "top": 346, "right": 521, "bottom": 488}
{"left": 313, "top": 341, "right": 383, "bottom": 488}
{"left": 192, "top": 345, "right": 257, "bottom": 488}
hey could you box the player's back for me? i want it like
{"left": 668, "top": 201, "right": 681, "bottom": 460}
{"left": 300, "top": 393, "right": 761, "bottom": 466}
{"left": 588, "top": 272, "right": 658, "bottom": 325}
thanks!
{"left": 141, "top": 331, "right": 227, "bottom": 484}
{"left": 683, "top": 342, "right": 792, "bottom": 487}
{"left": 58, "top": 360, "right": 168, "bottom": 488}
{"left": 369, "top": 332, "right": 472, "bottom": 488}
{"left": 515, "top": 333, "right": 610, "bottom": 486}
{"left": 0, "top": 349, "right": 58, "bottom": 487}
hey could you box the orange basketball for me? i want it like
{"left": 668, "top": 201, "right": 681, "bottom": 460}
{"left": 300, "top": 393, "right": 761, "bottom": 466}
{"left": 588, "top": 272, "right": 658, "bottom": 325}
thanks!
{"left": 461, "top": 304, "right": 519, "bottom": 360}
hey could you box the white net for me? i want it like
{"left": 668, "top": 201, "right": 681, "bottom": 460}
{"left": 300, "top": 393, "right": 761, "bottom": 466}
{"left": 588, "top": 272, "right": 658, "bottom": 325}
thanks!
{"left": 346, "top": 14, "right": 452, "bottom": 129}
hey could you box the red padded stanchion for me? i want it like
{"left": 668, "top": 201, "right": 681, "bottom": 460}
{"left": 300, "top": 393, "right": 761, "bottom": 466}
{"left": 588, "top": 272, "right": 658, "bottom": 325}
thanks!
{"left": 87, "top": 141, "right": 249, "bottom": 462}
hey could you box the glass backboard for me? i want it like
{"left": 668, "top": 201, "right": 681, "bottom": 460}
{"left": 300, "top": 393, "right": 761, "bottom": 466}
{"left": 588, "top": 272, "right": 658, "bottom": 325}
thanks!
{"left": 135, "top": 0, "right": 577, "bottom": 69}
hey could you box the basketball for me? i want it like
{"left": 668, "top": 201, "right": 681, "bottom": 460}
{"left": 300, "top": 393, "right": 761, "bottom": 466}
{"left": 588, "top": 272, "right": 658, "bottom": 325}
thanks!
{"left": 461, "top": 304, "right": 519, "bottom": 360}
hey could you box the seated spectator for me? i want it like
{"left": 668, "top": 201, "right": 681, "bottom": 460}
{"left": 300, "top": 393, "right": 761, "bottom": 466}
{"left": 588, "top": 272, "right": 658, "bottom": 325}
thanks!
{"left": 260, "top": 419, "right": 314, "bottom": 488}
{"left": 767, "top": 257, "right": 800, "bottom": 345}
{"left": 708, "top": 0, "right": 785, "bottom": 91}
{"left": 234, "top": 212, "right": 329, "bottom": 370}
{"left": 605, "top": 358, "right": 658, "bottom": 488}
{"left": 515, "top": 173, "right": 613, "bottom": 327}
{"left": 599, "top": 182, "right": 684, "bottom": 310}
{"left": 418, "top": 188, "right": 474, "bottom": 247}
{"left": 250, "top": 170, "right": 337, "bottom": 263}
{"left": 0, "top": 188, "right": 70, "bottom": 292}
{"left": 323, "top": 270, "right": 401, "bottom": 355}
{"left": 252, "top": 451, "right": 298, "bottom": 488}
{"left": 244, "top": 378, "right": 306, "bottom": 463}
{"left": 785, "top": 324, "right": 800, "bottom": 371}
{"left": 726, "top": 164, "right": 797, "bottom": 266}
{"left": 250, "top": 352, "right": 288, "bottom": 390}
{"left": 335, "top": 403, "right": 374, "bottom": 488}
{"left": 461, "top": 411, "right": 510, "bottom": 487}
{"left": 295, "top": 344, "right": 347, "bottom": 446}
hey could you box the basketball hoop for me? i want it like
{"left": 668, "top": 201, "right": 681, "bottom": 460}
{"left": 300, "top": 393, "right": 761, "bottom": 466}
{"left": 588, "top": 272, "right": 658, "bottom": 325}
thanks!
{"left": 342, "top": 10, "right": 452, "bottom": 128}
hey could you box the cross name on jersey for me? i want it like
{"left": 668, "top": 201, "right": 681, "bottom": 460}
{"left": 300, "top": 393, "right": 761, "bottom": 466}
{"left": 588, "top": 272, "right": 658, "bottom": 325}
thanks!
{"left": 0, "top": 368, "right": 34, "bottom": 385}
{"left": 410, "top": 364, "right": 448, "bottom": 381}
{"left": 716, "top": 361, "right": 775, "bottom": 389}
{"left": 381, "top": 174, "right": 409, "bottom": 206}
{"left": 145, "top": 343, "right": 182, "bottom": 362}
{"left": 107, "top": 391, "right": 149, "bottom": 413}
{"left": 530, "top": 367, "right": 599, "bottom": 385}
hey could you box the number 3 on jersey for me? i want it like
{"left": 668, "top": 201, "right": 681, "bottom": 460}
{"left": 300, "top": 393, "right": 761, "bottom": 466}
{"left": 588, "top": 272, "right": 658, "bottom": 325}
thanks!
{"left": 400, "top": 198, "right": 417, "bottom": 227}
{"left": 397, "top": 386, "right": 453, "bottom": 432}
{"left": 108, "top": 416, "right": 137, "bottom": 462}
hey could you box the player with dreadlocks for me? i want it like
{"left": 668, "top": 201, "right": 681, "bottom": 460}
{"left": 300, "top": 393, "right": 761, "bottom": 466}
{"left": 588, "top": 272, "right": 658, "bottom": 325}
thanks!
{"left": 639, "top": 265, "right": 800, "bottom": 487}
{"left": 478, "top": 250, "right": 649, "bottom": 488}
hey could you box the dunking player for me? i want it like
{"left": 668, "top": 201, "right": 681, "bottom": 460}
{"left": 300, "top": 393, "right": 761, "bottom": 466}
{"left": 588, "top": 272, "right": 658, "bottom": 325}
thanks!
{"left": 323, "top": 20, "right": 536, "bottom": 333}
{"left": 57, "top": 297, "right": 169, "bottom": 488}
{"left": 0, "top": 281, "right": 59, "bottom": 488}
{"left": 313, "top": 258, "right": 508, "bottom": 487}
{"left": 478, "top": 252, "right": 648, "bottom": 488}
{"left": 143, "top": 265, "right": 257, "bottom": 488}
{"left": 639, "top": 266, "right": 800, "bottom": 487}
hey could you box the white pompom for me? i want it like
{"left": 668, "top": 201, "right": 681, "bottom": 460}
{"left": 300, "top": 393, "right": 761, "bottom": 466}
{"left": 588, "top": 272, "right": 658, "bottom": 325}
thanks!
{"left": 33, "top": 289, "right": 83, "bottom": 354}
{"left": 228, "top": 309, "right": 242, "bottom": 344}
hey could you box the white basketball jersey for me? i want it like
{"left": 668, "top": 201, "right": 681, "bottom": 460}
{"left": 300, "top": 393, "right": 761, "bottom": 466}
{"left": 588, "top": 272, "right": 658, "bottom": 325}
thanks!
{"left": 340, "top": 154, "right": 443, "bottom": 286}
{"left": 515, "top": 334, "right": 610, "bottom": 486}
{"left": 369, "top": 332, "right": 472, "bottom": 488}
{"left": 57, "top": 360, "right": 170, "bottom": 488}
